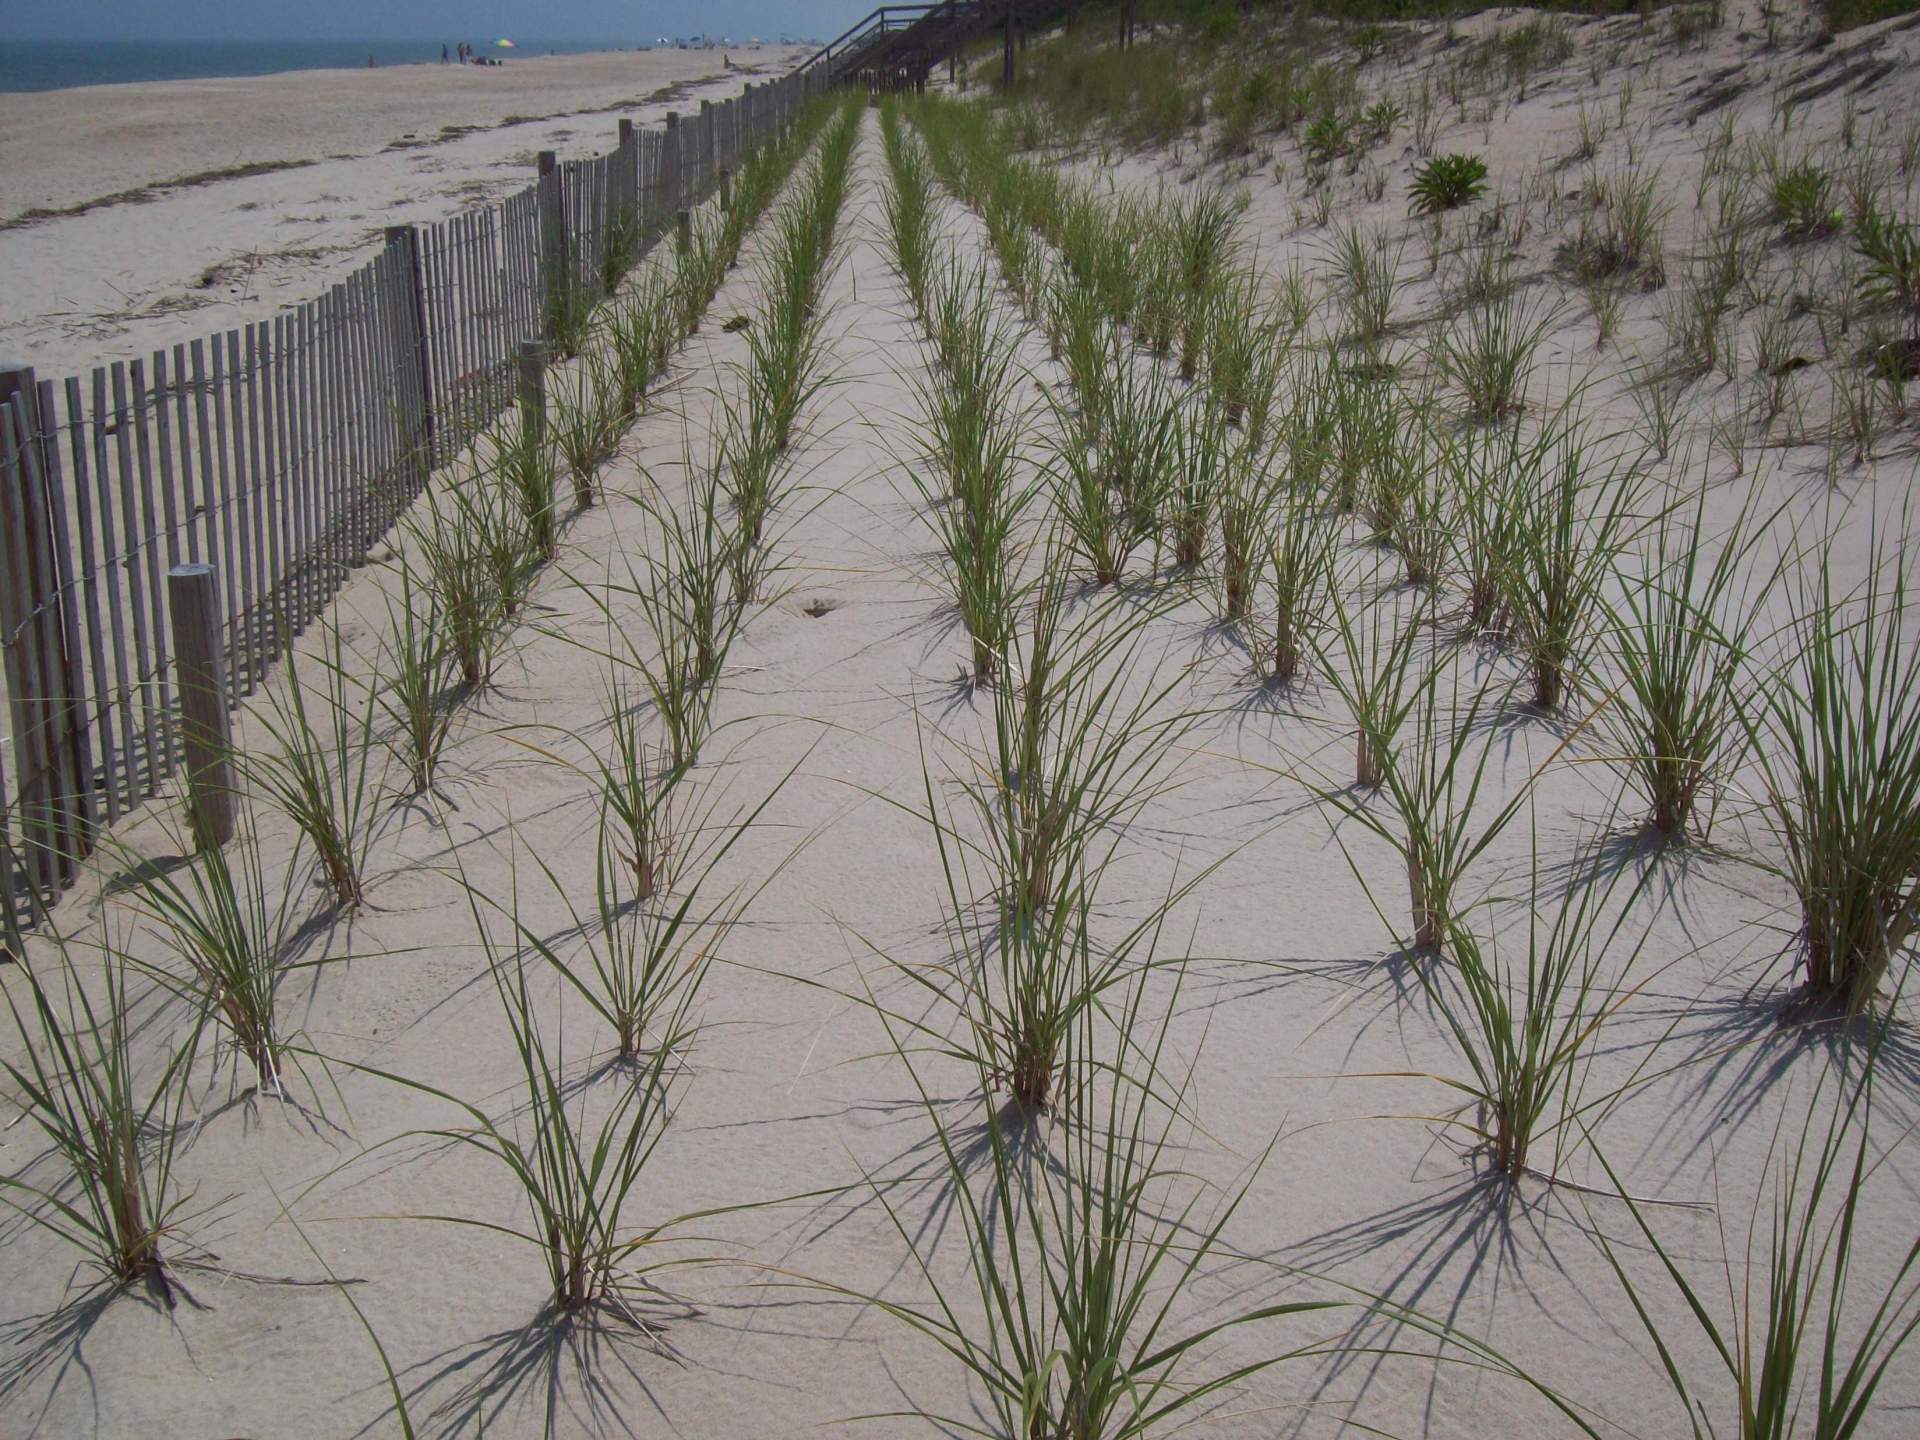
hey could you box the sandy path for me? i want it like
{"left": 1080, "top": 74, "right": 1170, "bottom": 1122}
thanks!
{"left": 2, "top": 98, "right": 1918, "bottom": 1439}
{"left": 0, "top": 48, "right": 807, "bottom": 376}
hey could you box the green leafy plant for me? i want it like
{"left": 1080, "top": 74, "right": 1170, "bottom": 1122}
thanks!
{"left": 1410, "top": 153, "right": 1490, "bottom": 215}
{"left": 1855, "top": 205, "right": 1920, "bottom": 344}
{"left": 1771, "top": 158, "right": 1839, "bottom": 240}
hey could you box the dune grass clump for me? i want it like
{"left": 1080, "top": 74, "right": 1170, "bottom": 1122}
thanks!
{"left": 361, "top": 923, "right": 691, "bottom": 1318}
{"left": 1266, "top": 465, "right": 1339, "bottom": 683}
{"left": 239, "top": 622, "right": 385, "bottom": 908}
{"left": 1424, "top": 824, "right": 1651, "bottom": 1182}
{"left": 1168, "top": 390, "right": 1228, "bottom": 570}
{"left": 837, "top": 969, "right": 1348, "bottom": 1436}
{"left": 607, "top": 271, "right": 675, "bottom": 412}
{"left": 377, "top": 567, "right": 461, "bottom": 792}
{"left": 1591, "top": 1040, "right": 1920, "bottom": 1439}
{"left": 407, "top": 468, "right": 509, "bottom": 689}
{"left": 1770, "top": 156, "right": 1839, "bottom": 241}
{"left": 551, "top": 347, "right": 625, "bottom": 507}
{"left": 1330, "top": 222, "right": 1404, "bottom": 349}
{"left": 1204, "top": 267, "right": 1291, "bottom": 442}
{"left": 593, "top": 674, "right": 684, "bottom": 904}
{"left": 1214, "top": 427, "right": 1272, "bottom": 624}
{"left": 982, "top": 579, "right": 1187, "bottom": 935}
{"left": 744, "top": 193, "right": 842, "bottom": 462}
{"left": 485, "top": 407, "right": 560, "bottom": 564}
{"left": 1361, "top": 388, "right": 1448, "bottom": 587}
{"left": 1313, "top": 584, "right": 1530, "bottom": 951}
{"left": 477, "top": 739, "right": 793, "bottom": 1063}
{"left": 0, "top": 941, "right": 202, "bottom": 1288}
{"left": 544, "top": 270, "right": 599, "bottom": 361}
{"left": 1748, "top": 543, "right": 1920, "bottom": 1014}
{"left": 1498, "top": 426, "right": 1647, "bottom": 713}
{"left": 1168, "top": 184, "right": 1246, "bottom": 378}
{"left": 113, "top": 810, "right": 306, "bottom": 1094}
{"left": 1600, "top": 492, "right": 1774, "bottom": 840}
{"left": 583, "top": 448, "right": 740, "bottom": 771}
{"left": 1097, "top": 344, "right": 1185, "bottom": 570}
{"left": 1433, "top": 287, "right": 1561, "bottom": 421}
{"left": 906, "top": 259, "right": 1031, "bottom": 683}
{"left": 1565, "top": 165, "right": 1667, "bottom": 284}
{"left": 1854, "top": 204, "right": 1920, "bottom": 347}
{"left": 878, "top": 102, "right": 938, "bottom": 321}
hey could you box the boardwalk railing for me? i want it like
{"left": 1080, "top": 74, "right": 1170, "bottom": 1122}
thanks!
{"left": 0, "top": 62, "right": 827, "bottom": 926}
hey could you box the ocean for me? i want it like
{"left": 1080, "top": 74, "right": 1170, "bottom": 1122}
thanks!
{"left": 0, "top": 39, "right": 662, "bottom": 94}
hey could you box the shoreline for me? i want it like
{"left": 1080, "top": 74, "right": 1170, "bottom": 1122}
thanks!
{"left": 0, "top": 47, "right": 804, "bottom": 376}
{"left": 0, "top": 41, "right": 769, "bottom": 99}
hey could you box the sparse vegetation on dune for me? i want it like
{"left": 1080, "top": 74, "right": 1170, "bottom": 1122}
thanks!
{"left": 6, "top": 11, "right": 1920, "bottom": 1436}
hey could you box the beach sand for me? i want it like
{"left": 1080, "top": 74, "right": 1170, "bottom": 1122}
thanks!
{"left": 0, "top": 46, "right": 807, "bottom": 377}
{"left": 2, "top": 4, "right": 1919, "bottom": 1438}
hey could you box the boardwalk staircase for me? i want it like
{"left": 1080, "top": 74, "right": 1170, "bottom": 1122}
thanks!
{"left": 800, "top": 1, "right": 1091, "bottom": 91}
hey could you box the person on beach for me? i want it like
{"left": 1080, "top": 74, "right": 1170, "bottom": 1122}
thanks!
{"left": 442, "top": 44, "right": 449, "bottom": 63}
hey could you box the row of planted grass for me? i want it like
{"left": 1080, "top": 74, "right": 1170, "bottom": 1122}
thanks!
{"left": 0, "top": 96, "right": 856, "bottom": 1310}
{"left": 893, "top": 85, "right": 1920, "bottom": 1436}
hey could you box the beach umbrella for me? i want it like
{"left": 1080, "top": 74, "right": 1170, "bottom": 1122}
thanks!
{"left": 495, "top": 38, "right": 516, "bottom": 49}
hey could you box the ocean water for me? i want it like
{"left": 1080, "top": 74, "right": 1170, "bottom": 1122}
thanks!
{"left": 0, "top": 39, "right": 652, "bottom": 94}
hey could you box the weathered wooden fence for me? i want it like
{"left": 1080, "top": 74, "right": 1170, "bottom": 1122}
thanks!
{"left": 0, "top": 64, "right": 827, "bottom": 925}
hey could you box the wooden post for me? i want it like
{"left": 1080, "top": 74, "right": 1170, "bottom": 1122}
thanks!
{"left": 517, "top": 341, "right": 547, "bottom": 451}
{"left": 1002, "top": 11, "right": 1015, "bottom": 88}
{"left": 661, "top": 111, "right": 682, "bottom": 214}
{"left": 699, "top": 98, "right": 715, "bottom": 194}
{"left": 536, "top": 150, "right": 568, "bottom": 345}
{"left": 382, "top": 226, "right": 435, "bottom": 475}
{"left": 617, "top": 117, "right": 638, "bottom": 223}
{"left": 167, "top": 563, "right": 235, "bottom": 850}
{"left": 676, "top": 208, "right": 692, "bottom": 255}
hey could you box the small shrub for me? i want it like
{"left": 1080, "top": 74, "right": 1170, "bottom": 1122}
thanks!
{"left": 1772, "top": 160, "right": 1840, "bottom": 240}
{"left": 1410, "top": 154, "right": 1489, "bottom": 216}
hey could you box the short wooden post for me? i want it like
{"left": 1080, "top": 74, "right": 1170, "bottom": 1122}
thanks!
{"left": 676, "top": 208, "right": 692, "bottom": 255}
{"left": 719, "top": 166, "right": 732, "bottom": 212}
{"left": 517, "top": 340, "right": 547, "bottom": 450}
{"left": 167, "top": 563, "right": 235, "bottom": 850}
{"left": 1002, "top": 12, "right": 1016, "bottom": 87}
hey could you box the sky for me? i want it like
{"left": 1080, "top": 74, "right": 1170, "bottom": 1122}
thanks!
{"left": 0, "top": 2, "right": 877, "bottom": 43}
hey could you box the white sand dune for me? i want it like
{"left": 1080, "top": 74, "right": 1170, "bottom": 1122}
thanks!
{"left": 2, "top": 4, "right": 1919, "bottom": 1437}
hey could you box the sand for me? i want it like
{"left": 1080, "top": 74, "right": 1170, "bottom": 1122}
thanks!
{"left": 0, "top": 46, "right": 809, "bottom": 377}
{"left": 3, "top": 3, "right": 1920, "bottom": 1437}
